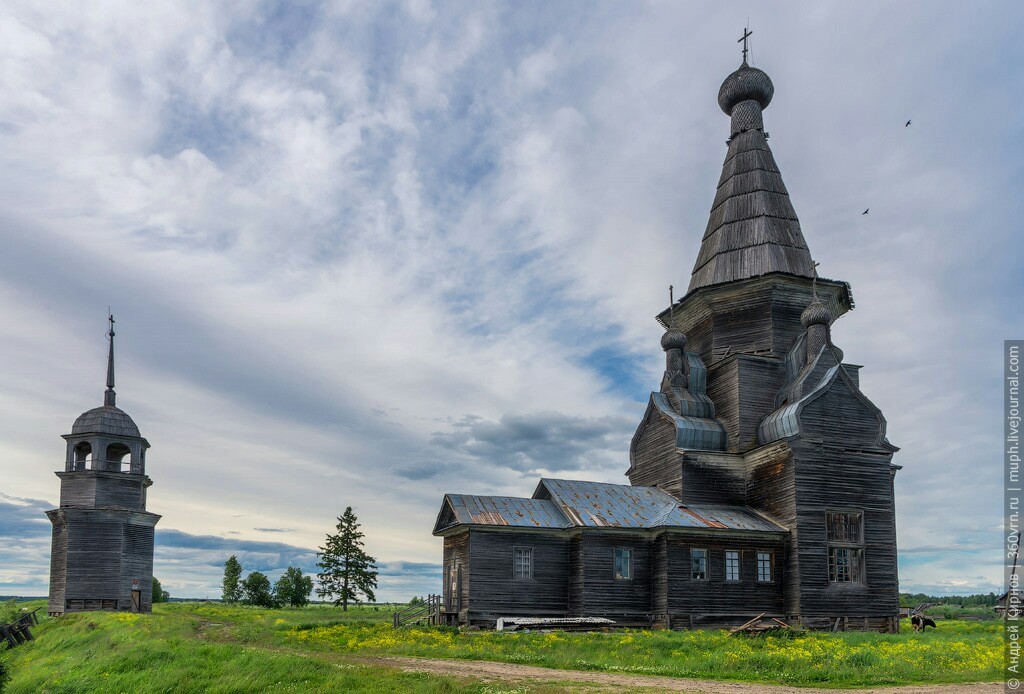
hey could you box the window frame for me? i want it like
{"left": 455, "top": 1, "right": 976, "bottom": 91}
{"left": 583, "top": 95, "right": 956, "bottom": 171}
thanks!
{"left": 724, "top": 550, "right": 741, "bottom": 582}
{"left": 756, "top": 550, "right": 774, "bottom": 583}
{"left": 690, "top": 547, "right": 708, "bottom": 581}
{"left": 512, "top": 546, "right": 533, "bottom": 580}
{"left": 613, "top": 547, "right": 634, "bottom": 581}
{"left": 825, "top": 509, "right": 866, "bottom": 585}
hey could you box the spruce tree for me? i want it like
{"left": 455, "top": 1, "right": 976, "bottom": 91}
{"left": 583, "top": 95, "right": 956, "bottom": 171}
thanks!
{"left": 222, "top": 555, "right": 243, "bottom": 604}
{"left": 316, "top": 507, "right": 378, "bottom": 610}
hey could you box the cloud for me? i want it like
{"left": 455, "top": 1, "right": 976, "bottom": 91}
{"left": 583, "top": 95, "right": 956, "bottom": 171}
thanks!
{"left": 253, "top": 527, "right": 297, "bottom": 533}
{"left": 431, "top": 411, "right": 634, "bottom": 476}
{"left": 0, "top": 0, "right": 1017, "bottom": 600}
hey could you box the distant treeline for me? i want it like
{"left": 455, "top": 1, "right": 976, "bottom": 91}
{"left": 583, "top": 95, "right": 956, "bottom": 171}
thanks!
{"left": 899, "top": 592, "right": 999, "bottom": 607}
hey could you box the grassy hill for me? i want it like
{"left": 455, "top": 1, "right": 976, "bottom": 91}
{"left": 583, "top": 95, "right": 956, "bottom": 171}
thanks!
{"left": 0, "top": 600, "right": 1002, "bottom": 692}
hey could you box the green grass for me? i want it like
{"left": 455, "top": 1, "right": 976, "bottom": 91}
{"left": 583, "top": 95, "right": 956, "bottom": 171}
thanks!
{"left": 0, "top": 603, "right": 491, "bottom": 693}
{"left": 0, "top": 601, "right": 1003, "bottom": 692}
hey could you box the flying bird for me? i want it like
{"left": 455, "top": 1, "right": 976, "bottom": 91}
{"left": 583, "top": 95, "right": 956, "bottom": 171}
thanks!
{"left": 862, "top": 208, "right": 869, "bottom": 215}
{"left": 905, "top": 119, "right": 912, "bottom": 127}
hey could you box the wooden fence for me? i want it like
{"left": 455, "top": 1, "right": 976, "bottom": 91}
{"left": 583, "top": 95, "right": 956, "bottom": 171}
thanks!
{"left": 1, "top": 608, "right": 40, "bottom": 648}
{"left": 392, "top": 594, "right": 441, "bottom": 627}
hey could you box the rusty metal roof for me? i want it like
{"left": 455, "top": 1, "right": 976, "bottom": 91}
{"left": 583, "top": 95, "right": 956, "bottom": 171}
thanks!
{"left": 434, "top": 479, "right": 786, "bottom": 534}
{"left": 434, "top": 494, "right": 571, "bottom": 533}
{"left": 536, "top": 479, "right": 677, "bottom": 528}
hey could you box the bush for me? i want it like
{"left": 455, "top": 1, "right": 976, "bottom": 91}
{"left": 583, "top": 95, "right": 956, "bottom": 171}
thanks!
{"left": 0, "top": 654, "right": 9, "bottom": 693}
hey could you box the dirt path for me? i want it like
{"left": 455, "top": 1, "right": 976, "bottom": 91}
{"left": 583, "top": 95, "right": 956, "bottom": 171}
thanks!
{"left": 366, "top": 656, "right": 999, "bottom": 693}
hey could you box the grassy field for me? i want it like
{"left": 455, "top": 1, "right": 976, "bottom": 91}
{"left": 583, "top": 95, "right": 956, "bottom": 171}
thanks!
{"left": 0, "top": 600, "right": 1002, "bottom": 692}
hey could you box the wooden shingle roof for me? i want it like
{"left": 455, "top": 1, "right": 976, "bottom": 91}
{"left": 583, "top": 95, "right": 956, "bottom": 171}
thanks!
{"left": 688, "top": 65, "right": 816, "bottom": 293}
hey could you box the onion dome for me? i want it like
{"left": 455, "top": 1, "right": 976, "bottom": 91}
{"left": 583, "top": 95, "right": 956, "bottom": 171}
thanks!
{"left": 717, "top": 62, "right": 774, "bottom": 115}
{"left": 801, "top": 298, "right": 832, "bottom": 328}
{"left": 72, "top": 405, "right": 141, "bottom": 438}
{"left": 661, "top": 329, "right": 688, "bottom": 351}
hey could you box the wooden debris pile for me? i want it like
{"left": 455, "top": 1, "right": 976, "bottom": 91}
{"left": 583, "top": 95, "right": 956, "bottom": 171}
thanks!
{"left": 728, "top": 612, "right": 796, "bottom": 636}
{"left": 496, "top": 616, "right": 616, "bottom": 632}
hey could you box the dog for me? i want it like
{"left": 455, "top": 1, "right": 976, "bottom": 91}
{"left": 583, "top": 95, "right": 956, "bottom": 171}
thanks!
{"left": 910, "top": 614, "right": 937, "bottom": 631}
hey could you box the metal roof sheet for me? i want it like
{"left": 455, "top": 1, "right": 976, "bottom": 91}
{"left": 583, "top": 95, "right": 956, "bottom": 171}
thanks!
{"left": 439, "top": 494, "right": 571, "bottom": 531}
{"left": 435, "top": 480, "right": 787, "bottom": 534}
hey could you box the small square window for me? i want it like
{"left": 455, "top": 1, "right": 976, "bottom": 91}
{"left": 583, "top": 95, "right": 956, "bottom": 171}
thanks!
{"left": 614, "top": 547, "right": 633, "bottom": 580}
{"left": 756, "top": 551, "right": 773, "bottom": 582}
{"left": 725, "top": 550, "right": 740, "bottom": 582}
{"left": 513, "top": 547, "right": 532, "bottom": 579}
{"left": 691, "top": 548, "right": 707, "bottom": 580}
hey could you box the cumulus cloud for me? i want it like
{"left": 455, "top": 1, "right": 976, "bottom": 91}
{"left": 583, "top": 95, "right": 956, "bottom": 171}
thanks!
{"left": 431, "top": 411, "right": 634, "bottom": 476}
{"left": 0, "top": 0, "right": 1017, "bottom": 598}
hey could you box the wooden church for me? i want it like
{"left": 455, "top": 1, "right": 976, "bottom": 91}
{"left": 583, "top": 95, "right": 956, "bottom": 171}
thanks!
{"left": 46, "top": 317, "right": 160, "bottom": 616}
{"left": 433, "top": 52, "right": 901, "bottom": 631}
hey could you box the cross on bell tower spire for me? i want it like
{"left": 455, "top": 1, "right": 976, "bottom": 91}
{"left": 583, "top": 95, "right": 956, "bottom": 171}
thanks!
{"left": 104, "top": 313, "right": 116, "bottom": 407}
{"left": 738, "top": 26, "right": 753, "bottom": 64}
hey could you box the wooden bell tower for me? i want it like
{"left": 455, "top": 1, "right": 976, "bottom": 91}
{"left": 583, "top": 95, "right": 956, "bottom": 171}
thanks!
{"left": 46, "top": 316, "right": 160, "bottom": 616}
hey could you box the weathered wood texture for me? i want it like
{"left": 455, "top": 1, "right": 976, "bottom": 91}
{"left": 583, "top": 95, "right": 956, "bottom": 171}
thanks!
{"left": 627, "top": 407, "right": 682, "bottom": 494}
{"left": 442, "top": 531, "right": 470, "bottom": 621}
{"left": 47, "top": 508, "right": 158, "bottom": 615}
{"left": 568, "top": 534, "right": 584, "bottom": 616}
{"left": 679, "top": 451, "right": 746, "bottom": 504}
{"left": 466, "top": 530, "right": 569, "bottom": 620}
{"left": 662, "top": 534, "right": 785, "bottom": 620}
{"left": 707, "top": 354, "right": 786, "bottom": 453}
{"left": 58, "top": 471, "right": 147, "bottom": 510}
{"left": 663, "top": 275, "right": 851, "bottom": 367}
{"left": 576, "top": 532, "right": 651, "bottom": 618}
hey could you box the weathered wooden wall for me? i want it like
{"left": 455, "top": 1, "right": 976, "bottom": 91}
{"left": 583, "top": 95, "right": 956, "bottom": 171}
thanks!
{"left": 663, "top": 534, "right": 786, "bottom": 625}
{"left": 466, "top": 530, "right": 569, "bottom": 620}
{"left": 627, "top": 408, "right": 682, "bottom": 495}
{"left": 679, "top": 451, "right": 746, "bottom": 504}
{"left": 442, "top": 531, "right": 470, "bottom": 621}
{"left": 577, "top": 532, "right": 651, "bottom": 618}
{"left": 47, "top": 508, "right": 159, "bottom": 615}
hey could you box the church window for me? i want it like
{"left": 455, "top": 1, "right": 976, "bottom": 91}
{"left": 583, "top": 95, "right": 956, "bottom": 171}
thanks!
{"left": 691, "top": 548, "right": 707, "bottom": 580}
{"left": 614, "top": 547, "right": 633, "bottom": 580}
{"left": 756, "top": 551, "right": 773, "bottom": 582}
{"left": 513, "top": 547, "right": 532, "bottom": 579}
{"left": 827, "top": 511, "right": 864, "bottom": 583}
{"left": 725, "top": 550, "right": 740, "bottom": 581}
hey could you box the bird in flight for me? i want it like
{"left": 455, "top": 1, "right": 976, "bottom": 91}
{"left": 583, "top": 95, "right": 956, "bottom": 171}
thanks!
{"left": 862, "top": 208, "right": 870, "bottom": 215}
{"left": 905, "top": 119, "right": 911, "bottom": 127}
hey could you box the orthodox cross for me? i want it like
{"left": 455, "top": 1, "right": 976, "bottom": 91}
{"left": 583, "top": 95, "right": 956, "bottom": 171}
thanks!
{"left": 669, "top": 285, "right": 674, "bottom": 324}
{"left": 811, "top": 261, "right": 820, "bottom": 300}
{"left": 738, "top": 27, "right": 753, "bottom": 63}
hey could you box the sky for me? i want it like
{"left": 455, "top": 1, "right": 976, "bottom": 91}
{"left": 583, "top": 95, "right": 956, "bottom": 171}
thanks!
{"left": 0, "top": 0, "right": 1020, "bottom": 601}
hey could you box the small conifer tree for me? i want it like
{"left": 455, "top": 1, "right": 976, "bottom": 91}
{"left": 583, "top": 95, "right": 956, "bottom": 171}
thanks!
{"left": 316, "top": 507, "right": 378, "bottom": 611}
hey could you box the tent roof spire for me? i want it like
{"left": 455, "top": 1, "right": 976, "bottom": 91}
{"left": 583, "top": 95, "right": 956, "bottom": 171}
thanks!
{"left": 104, "top": 313, "right": 116, "bottom": 407}
{"left": 687, "top": 40, "right": 817, "bottom": 293}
